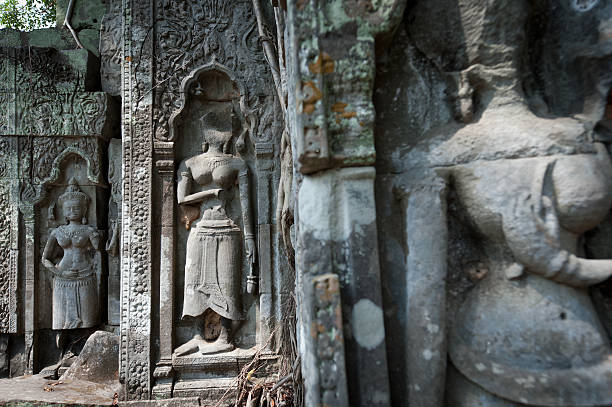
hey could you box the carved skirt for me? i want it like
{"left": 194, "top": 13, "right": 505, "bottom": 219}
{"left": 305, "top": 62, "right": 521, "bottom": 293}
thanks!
{"left": 52, "top": 274, "right": 99, "bottom": 330}
{"left": 183, "top": 223, "right": 242, "bottom": 321}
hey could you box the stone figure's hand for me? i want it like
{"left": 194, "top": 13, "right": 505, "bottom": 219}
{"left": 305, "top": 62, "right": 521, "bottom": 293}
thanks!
{"left": 502, "top": 192, "right": 563, "bottom": 277}
{"left": 503, "top": 191, "right": 612, "bottom": 286}
{"left": 245, "top": 236, "right": 256, "bottom": 265}
{"left": 43, "top": 259, "right": 56, "bottom": 271}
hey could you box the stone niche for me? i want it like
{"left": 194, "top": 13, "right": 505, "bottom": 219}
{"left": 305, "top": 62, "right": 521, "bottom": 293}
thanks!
{"left": 0, "top": 43, "right": 118, "bottom": 378}
{"left": 119, "top": 0, "right": 290, "bottom": 400}
{"left": 169, "top": 65, "right": 262, "bottom": 398}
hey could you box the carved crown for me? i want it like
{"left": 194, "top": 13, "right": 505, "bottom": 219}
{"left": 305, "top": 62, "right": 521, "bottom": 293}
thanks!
{"left": 58, "top": 177, "right": 89, "bottom": 208}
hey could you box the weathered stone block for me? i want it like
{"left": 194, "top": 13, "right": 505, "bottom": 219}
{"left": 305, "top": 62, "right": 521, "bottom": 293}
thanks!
{"left": 60, "top": 330, "right": 119, "bottom": 383}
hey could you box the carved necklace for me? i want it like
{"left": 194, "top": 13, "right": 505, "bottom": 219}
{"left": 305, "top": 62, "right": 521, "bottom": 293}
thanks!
{"left": 208, "top": 155, "right": 232, "bottom": 171}
{"left": 58, "top": 225, "right": 87, "bottom": 239}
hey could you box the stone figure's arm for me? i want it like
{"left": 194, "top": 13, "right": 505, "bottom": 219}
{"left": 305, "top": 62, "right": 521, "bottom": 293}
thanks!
{"left": 238, "top": 163, "right": 256, "bottom": 265}
{"left": 176, "top": 160, "right": 221, "bottom": 205}
{"left": 42, "top": 230, "right": 59, "bottom": 271}
{"left": 502, "top": 162, "right": 612, "bottom": 287}
{"left": 106, "top": 218, "right": 119, "bottom": 255}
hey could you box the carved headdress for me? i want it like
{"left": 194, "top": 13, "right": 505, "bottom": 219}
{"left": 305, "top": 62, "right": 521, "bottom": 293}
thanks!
{"left": 58, "top": 177, "right": 89, "bottom": 208}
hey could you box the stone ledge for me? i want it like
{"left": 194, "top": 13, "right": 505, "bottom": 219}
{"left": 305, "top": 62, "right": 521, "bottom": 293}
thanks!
{"left": 0, "top": 374, "right": 120, "bottom": 406}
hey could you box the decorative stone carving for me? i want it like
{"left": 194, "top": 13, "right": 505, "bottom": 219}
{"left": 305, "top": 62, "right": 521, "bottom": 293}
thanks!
{"left": 106, "top": 139, "right": 122, "bottom": 326}
{"left": 153, "top": 0, "right": 276, "bottom": 143}
{"left": 372, "top": 1, "right": 612, "bottom": 406}
{"left": 119, "top": 0, "right": 286, "bottom": 400}
{"left": 0, "top": 181, "right": 19, "bottom": 334}
{"left": 0, "top": 47, "right": 98, "bottom": 95}
{"left": 119, "top": 0, "right": 154, "bottom": 398}
{"left": 100, "top": 2, "right": 122, "bottom": 97}
{"left": 174, "top": 106, "right": 257, "bottom": 356}
{"left": 42, "top": 178, "right": 102, "bottom": 331}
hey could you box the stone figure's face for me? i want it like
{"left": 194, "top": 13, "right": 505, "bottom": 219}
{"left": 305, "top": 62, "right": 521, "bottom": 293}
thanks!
{"left": 63, "top": 199, "right": 85, "bottom": 222}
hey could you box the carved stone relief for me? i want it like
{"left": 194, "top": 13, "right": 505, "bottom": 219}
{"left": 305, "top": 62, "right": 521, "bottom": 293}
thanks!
{"left": 42, "top": 178, "right": 102, "bottom": 331}
{"left": 106, "top": 139, "right": 122, "bottom": 326}
{"left": 0, "top": 182, "right": 19, "bottom": 334}
{"left": 174, "top": 71, "right": 257, "bottom": 358}
{"left": 99, "top": 1, "right": 122, "bottom": 97}
{"left": 117, "top": 0, "right": 285, "bottom": 400}
{"left": 373, "top": 1, "right": 612, "bottom": 406}
{"left": 153, "top": 0, "right": 277, "bottom": 143}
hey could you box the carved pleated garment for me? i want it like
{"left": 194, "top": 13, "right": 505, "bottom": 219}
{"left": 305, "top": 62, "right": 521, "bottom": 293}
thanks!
{"left": 183, "top": 222, "right": 242, "bottom": 321}
{"left": 52, "top": 274, "right": 99, "bottom": 329}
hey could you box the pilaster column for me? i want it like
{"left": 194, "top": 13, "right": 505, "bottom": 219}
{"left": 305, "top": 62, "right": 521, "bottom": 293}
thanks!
{"left": 153, "top": 142, "right": 175, "bottom": 398}
{"left": 286, "top": 1, "right": 406, "bottom": 405}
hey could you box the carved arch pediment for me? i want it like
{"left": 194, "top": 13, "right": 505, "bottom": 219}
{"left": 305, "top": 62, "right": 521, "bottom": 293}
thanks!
{"left": 168, "top": 61, "right": 251, "bottom": 144}
{"left": 39, "top": 147, "right": 105, "bottom": 187}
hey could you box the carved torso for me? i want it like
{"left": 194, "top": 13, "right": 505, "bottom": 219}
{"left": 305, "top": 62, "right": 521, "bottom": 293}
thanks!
{"left": 184, "top": 152, "right": 245, "bottom": 225}
{"left": 178, "top": 150, "right": 249, "bottom": 322}
{"left": 53, "top": 225, "right": 98, "bottom": 277}
{"left": 447, "top": 145, "right": 612, "bottom": 404}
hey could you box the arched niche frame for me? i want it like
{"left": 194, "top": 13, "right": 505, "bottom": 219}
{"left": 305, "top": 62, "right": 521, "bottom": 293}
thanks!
{"left": 19, "top": 148, "right": 105, "bottom": 209}
{"left": 153, "top": 61, "right": 260, "bottom": 378}
{"left": 167, "top": 61, "right": 255, "bottom": 150}
{"left": 16, "top": 146, "right": 106, "bottom": 375}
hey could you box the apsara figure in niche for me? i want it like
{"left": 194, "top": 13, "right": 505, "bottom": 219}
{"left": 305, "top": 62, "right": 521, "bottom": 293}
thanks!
{"left": 175, "top": 110, "right": 256, "bottom": 356}
{"left": 41, "top": 178, "right": 102, "bottom": 375}
{"left": 42, "top": 178, "right": 101, "bottom": 331}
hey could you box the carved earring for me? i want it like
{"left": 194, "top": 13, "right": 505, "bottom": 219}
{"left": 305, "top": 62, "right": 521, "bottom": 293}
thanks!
{"left": 82, "top": 216, "right": 87, "bottom": 225}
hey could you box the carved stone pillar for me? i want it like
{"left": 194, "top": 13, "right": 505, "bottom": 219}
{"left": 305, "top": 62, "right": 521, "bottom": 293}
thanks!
{"left": 255, "top": 142, "right": 274, "bottom": 348}
{"left": 20, "top": 205, "right": 37, "bottom": 375}
{"left": 153, "top": 142, "right": 175, "bottom": 398}
{"left": 119, "top": 0, "right": 154, "bottom": 399}
{"left": 287, "top": 1, "right": 406, "bottom": 405}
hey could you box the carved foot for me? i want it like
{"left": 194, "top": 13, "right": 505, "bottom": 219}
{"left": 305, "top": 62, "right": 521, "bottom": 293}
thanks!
{"left": 173, "top": 335, "right": 207, "bottom": 357}
{"left": 199, "top": 340, "right": 234, "bottom": 355}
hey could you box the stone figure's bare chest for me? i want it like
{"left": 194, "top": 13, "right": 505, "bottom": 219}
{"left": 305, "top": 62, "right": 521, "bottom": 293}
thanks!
{"left": 56, "top": 228, "right": 90, "bottom": 248}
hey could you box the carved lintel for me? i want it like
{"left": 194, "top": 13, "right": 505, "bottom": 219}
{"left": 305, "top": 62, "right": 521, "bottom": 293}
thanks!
{"left": 0, "top": 92, "right": 113, "bottom": 138}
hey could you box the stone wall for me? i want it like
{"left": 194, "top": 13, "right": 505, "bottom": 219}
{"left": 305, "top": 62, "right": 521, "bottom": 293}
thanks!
{"left": 1, "top": 1, "right": 612, "bottom": 406}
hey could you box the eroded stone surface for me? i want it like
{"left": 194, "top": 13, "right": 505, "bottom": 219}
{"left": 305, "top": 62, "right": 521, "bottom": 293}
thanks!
{"left": 60, "top": 331, "right": 119, "bottom": 384}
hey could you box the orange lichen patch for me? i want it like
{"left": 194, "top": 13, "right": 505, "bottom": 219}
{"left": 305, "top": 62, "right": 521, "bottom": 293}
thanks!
{"left": 340, "top": 111, "right": 357, "bottom": 119}
{"left": 308, "top": 52, "right": 335, "bottom": 74}
{"left": 302, "top": 81, "right": 322, "bottom": 114}
{"left": 296, "top": 0, "right": 307, "bottom": 10}
{"left": 304, "top": 104, "right": 316, "bottom": 114}
{"left": 311, "top": 322, "right": 319, "bottom": 338}
{"left": 331, "top": 102, "right": 347, "bottom": 113}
